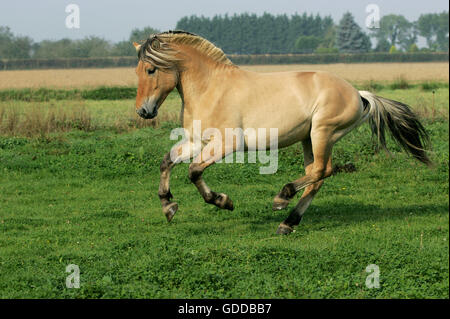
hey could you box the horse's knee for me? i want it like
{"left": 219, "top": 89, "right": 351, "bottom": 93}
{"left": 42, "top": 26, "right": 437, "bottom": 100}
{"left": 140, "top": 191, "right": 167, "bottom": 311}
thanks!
{"left": 188, "top": 163, "right": 203, "bottom": 182}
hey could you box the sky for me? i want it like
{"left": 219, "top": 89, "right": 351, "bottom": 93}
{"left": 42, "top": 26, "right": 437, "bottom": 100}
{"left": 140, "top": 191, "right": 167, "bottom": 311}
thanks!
{"left": 1, "top": 0, "right": 448, "bottom": 42}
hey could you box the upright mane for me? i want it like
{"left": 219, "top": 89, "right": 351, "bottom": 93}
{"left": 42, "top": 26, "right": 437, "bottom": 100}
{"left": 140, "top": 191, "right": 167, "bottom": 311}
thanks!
{"left": 138, "top": 30, "right": 235, "bottom": 70}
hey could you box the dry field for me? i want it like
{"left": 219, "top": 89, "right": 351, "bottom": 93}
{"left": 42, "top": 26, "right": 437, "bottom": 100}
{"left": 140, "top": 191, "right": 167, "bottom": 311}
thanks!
{"left": 0, "top": 62, "right": 447, "bottom": 89}
{"left": 244, "top": 62, "right": 449, "bottom": 82}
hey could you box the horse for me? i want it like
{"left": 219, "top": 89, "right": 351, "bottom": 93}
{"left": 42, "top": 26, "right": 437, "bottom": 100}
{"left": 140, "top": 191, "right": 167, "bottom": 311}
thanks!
{"left": 132, "top": 31, "right": 430, "bottom": 235}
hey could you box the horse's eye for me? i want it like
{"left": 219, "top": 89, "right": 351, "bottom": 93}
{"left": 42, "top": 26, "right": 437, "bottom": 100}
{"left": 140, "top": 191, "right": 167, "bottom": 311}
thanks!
{"left": 147, "top": 68, "right": 156, "bottom": 75}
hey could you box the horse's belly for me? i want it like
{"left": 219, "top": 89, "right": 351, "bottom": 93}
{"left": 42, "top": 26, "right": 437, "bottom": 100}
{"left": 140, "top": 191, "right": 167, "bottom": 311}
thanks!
{"left": 239, "top": 88, "right": 313, "bottom": 150}
{"left": 242, "top": 120, "right": 311, "bottom": 151}
{"left": 276, "top": 122, "right": 311, "bottom": 148}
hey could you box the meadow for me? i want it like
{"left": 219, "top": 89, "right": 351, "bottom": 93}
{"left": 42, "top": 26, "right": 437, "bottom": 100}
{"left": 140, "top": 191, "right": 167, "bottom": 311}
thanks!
{"left": 0, "top": 64, "right": 448, "bottom": 298}
{"left": 0, "top": 62, "right": 448, "bottom": 89}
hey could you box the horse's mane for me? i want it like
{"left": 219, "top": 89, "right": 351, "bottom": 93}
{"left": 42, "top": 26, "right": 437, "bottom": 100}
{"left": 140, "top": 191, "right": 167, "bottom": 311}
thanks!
{"left": 138, "top": 30, "right": 235, "bottom": 70}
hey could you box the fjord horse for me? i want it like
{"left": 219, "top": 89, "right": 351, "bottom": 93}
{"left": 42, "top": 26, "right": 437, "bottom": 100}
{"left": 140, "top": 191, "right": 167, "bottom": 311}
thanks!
{"left": 133, "top": 31, "right": 430, "bottom": 234}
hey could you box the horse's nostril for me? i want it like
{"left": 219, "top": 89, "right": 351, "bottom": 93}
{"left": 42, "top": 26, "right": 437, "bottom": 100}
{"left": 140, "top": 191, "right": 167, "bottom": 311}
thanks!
{"left": 137, "top": 108, "right": 146, "bottom": 116}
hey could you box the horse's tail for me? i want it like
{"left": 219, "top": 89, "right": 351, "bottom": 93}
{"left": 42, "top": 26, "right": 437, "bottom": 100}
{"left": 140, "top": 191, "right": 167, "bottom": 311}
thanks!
{"left": 358, "top": 90, "right": 431, "bottom": 166}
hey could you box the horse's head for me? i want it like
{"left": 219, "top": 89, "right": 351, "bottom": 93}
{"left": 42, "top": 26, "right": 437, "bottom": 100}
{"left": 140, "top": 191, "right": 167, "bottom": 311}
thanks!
{"left": 133, "top": 38, "right": 178, "bottom": 119}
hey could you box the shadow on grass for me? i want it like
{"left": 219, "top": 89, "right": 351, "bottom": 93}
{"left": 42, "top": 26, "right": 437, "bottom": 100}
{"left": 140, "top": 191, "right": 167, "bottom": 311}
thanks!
{"left": 164, "top": 201, "right": 447, "bottom": 237}
{"left": 244, "top": 202, "right": 448, "bottom": 231}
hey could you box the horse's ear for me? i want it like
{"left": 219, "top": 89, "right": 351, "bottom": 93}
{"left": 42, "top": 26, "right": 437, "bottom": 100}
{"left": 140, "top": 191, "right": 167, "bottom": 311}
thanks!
{"left": 132, "top": 42, "right": 141, "bottom": 52}
{"left": 150, "top": 38, "right": 160, "bottom": 50}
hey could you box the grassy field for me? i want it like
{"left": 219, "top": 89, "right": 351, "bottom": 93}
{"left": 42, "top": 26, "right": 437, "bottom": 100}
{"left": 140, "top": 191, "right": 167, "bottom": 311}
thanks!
{"left": 0, "top": 62, "right": 448, "bottom": 89}
{"left": 0, "top": 86, "right": 448, "bottom": 135}
{"left": 0, "top": 81, "right": 448, "bottom": 298}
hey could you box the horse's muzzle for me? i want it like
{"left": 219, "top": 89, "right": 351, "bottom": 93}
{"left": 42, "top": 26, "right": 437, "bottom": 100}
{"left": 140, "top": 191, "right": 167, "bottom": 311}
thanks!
{"left": 136, "top": 105, "right": 158, "bottom": 119}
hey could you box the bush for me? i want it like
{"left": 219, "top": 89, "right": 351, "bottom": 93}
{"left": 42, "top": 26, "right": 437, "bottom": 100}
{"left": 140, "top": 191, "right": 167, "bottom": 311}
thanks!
{"left": 314, "top": 47, "right": 339, "bottom": 54}
{"left": 389, "top": 76, "right": 410, "bottom": 90}
{"left": 389, "top": 45, "right": 399, "bottom": 54}
{"left": 294, "top": 35, "right": 321, "bottom": 53}
{"left": 420, "top": 81, "right": 449, "bottom": 91}
{"left": 408, "top": 44, "right": 419, "bottom": 53}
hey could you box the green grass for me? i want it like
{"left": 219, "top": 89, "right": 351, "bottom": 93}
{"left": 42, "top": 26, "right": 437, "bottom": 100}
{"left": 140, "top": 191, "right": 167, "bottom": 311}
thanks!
{"left": 0, "top": 87, "right": 139, "bottom": 102}
{"left": 0, "top": 116, "right": 448, "bottom": 298}
{"left": 0, "top": 80, "right": 448, "bottom": 102}
{"left": 0, "top": 86, "right": 448, "bottom": 298}
{"left": 0, "top": 95, "right": 181, "bottom": 127}
{"left": 0, "top": 87, "right": 448, "bottom": 130}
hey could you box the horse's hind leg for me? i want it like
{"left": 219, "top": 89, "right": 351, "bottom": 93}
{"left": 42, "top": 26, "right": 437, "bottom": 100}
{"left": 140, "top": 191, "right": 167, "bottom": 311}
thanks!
{"left": 188, "top": 142, "right": 234, "bottom": 211}
{"left": 273, "top": 132, "right": 333, "bottom": 209}
{"left": 276, "top": 160, "right": 330, "bottom": 234}
{"left": 273, "top": 128, "right": 334, "bottom": 233}
{"left": 273, "top": 138, "right": 314, "bottom": 210}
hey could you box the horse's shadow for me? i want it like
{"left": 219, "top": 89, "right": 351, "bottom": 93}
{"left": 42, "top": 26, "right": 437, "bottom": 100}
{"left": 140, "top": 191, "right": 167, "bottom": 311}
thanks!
{"left": 171, "top": 201, "right": 447, "bottom": 238}
{"left": 244, "top": 202, "right": 448, "bottom": 229}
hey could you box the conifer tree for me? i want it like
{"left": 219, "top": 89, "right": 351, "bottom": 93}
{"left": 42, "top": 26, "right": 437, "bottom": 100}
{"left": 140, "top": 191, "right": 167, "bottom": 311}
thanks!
{"left": 336, "top": 12, "right": 371, "bottom": 53}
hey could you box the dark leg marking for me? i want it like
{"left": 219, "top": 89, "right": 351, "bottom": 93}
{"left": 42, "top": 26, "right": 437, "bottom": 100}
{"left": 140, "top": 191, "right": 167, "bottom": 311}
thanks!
{"left": 272, "top": 182, "right": 297, "bottom": 210}
{"left": 188, "top": 163, "right": 234, "bottom": 211}
{"left": 159, "top": 152, "right": 178, "bottom": 222}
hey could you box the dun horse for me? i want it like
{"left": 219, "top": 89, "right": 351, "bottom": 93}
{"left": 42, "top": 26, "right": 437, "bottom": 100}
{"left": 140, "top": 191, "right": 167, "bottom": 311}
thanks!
{"left": 133, "top": 31, "right": 430, "bottom": 235}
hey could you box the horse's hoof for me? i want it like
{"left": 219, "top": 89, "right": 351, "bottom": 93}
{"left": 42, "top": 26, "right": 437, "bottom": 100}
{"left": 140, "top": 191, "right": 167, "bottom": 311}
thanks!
{"left": 223, "top": 195, "right": 234, "bottom": 211}
{"left": 163, "top": 202, "right": 178, "bottom": 222}
{"left": 272, "top": 197, "right": 289, "bottom": 211}
{"left": 216, "top": 193, "right": 234, "bottom": 211}
{"left": 276, "top": 223, "right": 294, "bottom": 235}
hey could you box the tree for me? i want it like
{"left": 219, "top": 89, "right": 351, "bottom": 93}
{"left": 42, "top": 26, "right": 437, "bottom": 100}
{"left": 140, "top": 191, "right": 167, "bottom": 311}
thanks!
{"left": 408, "top": 43, "right": 419, "bottom": 53}
{"left": 294, "top": 35, "right": 321, "bottom": 53}
{"left": 417, "top": 12, "right": 449, "bottom": 51}
{"left": 336, "top": 12, "right": 371, "bottom": 53}
{"left": 436, "top": 12, "right": 449, "bottom": 51}
{"left": 75, "top": 36, "right": 112, "bottom": 57}
{"left": 371, "top": 14, "right": 416, "bottom": 51}
{"left": 389, "top": 45, "right": 398, "bottom": 54}
{"left": 111, "top": 26, "right": 161, "bottom": 56}
{"left": 374, "top": 38, "right": 391, "bottom": 52}
{"left": 9, "top": 35, "right": 34, "bottom": 58}
{"left": 111, "top": 40, "right": 135, "bottom": 57}
{"left": 0, "top": 26, "right": 15, "bottom": 58}
{"left": 0, "top": 26, "right": 33, "bottom": 59}
{"left": 33, "top": 39, "right": 74, "bottom": 58}
{"left": 33, "top": 37, "right": 112, "bottom": 58}
{"left": 318, "top": 24, "right": 337, "bottom": 50}
{"left": 129, "top": 26, "right": 160, "bottom": 43}
{"left": 176, "top": 13, "right": 336, "bottom": 54}
{"left": 401, "top": 25, "right": 418, "bottom": 51}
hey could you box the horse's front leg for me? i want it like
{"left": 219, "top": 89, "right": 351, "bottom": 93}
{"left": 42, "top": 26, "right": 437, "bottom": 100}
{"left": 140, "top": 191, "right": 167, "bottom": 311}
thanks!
{"left": 188, "top": 141, "right": 234, "bottom": 211}
{"left": 159, "top": 141, "right": 194, "bottom": 222}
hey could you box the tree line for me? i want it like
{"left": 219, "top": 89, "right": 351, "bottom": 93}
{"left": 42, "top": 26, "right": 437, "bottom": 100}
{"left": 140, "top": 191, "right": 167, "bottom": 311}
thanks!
{"left": 176, "top": 11, "right": 449, "bottom": 54}
{"left": 0, "top": 11, "right": 448, "bottom": 59}
{"left": 0, "top": 26, "right": 159, "bottom": 60}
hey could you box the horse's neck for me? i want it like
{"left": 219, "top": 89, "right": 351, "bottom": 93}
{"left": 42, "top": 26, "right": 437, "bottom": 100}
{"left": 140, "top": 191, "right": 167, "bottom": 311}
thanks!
{"left": 176, "top": 57, "right": 217, "bottom": 113}
{"left": 175, "top": 50, "right": 237, "bottom": 125}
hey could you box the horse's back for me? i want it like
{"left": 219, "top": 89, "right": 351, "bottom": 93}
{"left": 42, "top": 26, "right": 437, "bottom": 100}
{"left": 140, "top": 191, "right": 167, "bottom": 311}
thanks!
{"left": 231, "top": 68, "right": 363, "bottom": 147}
